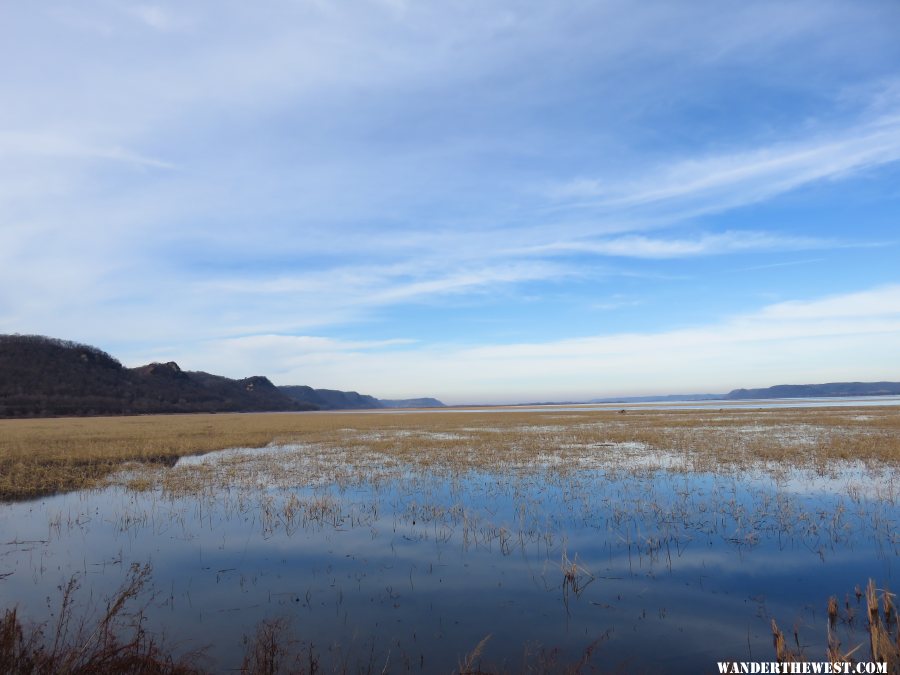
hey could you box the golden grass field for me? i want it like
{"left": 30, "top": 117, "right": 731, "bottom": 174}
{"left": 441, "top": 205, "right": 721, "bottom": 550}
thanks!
{"left": 1, "top": 405, "right": 898, "bottom": 501}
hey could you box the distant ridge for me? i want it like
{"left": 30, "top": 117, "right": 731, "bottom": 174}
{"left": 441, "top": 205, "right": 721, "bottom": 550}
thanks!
{"left": 0, "top": 334, "right": 310, "bottom": 417}
{"left": 278, "top": 386, "right": 381, "bottom": 410}
{"left": 277, "top": 386, "right": 445, "bottom": 410}
{"left": 589, "top": 382, "right": 900, "bottom": 405}
{"left": 0, "top": 334, "right": 444, "bottom": 418}
{"left": 379, "top": 398, "right": 445, "bottom": 408}
{"left": 724, "top": 382, "right": 900, "bottom": 400}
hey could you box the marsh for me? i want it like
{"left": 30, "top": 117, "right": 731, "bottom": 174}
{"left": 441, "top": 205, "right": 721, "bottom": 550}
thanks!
{"left": 1, "top": 406, "right": 898, "bottom": 672}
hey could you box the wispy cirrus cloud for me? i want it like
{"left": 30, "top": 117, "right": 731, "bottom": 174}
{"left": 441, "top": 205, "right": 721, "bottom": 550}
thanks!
{"left": 551, "top": 113, "right": 900, "bottom": 218}
{"left": 0, "top": 132, "right": 176, "bottom": 170}
{"left": 518, "top": 230, "right": 836, "bottom": 259}
{"left": 196, "top": 261, "right": 576, "bottom": 321}
{"left": 737, "top": 258, "right": 826, "bottom": 272}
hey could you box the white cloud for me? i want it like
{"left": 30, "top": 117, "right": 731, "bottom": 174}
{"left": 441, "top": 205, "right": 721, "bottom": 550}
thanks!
{"left": 756, "top": 285, "right": 900, "bottom": 320}
{"left": 128, "top": 5, "right": 180, "bottom": 31}
{"left": 157, "top": 285, "right": 900, "bottom": 403}
{"left": 551, "top": 113, "right": 900, "bottom": 217}
{"left": 197, "top": 261, "right": 574, "bottom": 313}
{"left": 737, "top": 258, "right": 826, "bottom": 272}
{"left": 521, "top": 231, "right": 833, "bottom": 259}
{"left": 133, "top": 334, "right": 416, "bottom": 382}
{"left": 464, "top": 285, "right": 900, "bottom": 359}
{"left": 0, "top": 132, "right": 176, "bottom": 170}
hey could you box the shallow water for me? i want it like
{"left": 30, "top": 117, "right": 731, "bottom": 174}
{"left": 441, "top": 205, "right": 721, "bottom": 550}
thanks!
{"left": 485, "top": 396, "right": 900, "bottom": 413}
{"left": 320, "top": 395, "right": 900, "bottom": 413}
{"left": 1, "top": 443, "right": 897, "bottom": 673}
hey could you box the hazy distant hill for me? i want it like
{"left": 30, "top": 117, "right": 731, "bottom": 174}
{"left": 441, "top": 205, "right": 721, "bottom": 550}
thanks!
{"left": 278, "top": 385, "right": 381, "bottom": 410}
{"left": 589, "top": 382, "right": 900, "bottom": 405}
{"left": 724, "top": 382, "right": 900, "bottom": 399}
{"left": 278, "top": 387, "right": 445, "bottom": 410}
{"left": 0, "top": 335, "right": 311, "bottom": 417}
{"left": 379, "top": 398, "right": 445, "bottom": 408}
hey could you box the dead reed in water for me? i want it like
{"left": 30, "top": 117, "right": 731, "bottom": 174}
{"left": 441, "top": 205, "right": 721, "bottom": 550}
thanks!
{"left": 866, "top": 581, "right": 900, "bottom": 673}
{"left": 774, "top": 580, "right": 900, "bottom": 674}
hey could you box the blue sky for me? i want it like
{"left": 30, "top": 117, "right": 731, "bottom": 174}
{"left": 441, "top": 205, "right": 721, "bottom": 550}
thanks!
{"left": 2, "top": 1, "right": 900, "bottom": 404}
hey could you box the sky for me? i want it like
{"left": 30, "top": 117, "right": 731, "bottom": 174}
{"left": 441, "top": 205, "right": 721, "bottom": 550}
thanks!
{"left": 2, "top": 1, "right": 900, "bottom": 404}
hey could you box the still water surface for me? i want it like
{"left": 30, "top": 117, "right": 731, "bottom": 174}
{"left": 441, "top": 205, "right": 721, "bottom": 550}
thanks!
{"left": 0, "top": 443, "right": 897, "bottom": 672}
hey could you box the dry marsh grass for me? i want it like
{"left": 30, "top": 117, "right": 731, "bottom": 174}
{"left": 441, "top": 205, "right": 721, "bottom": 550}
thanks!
{"left": 0, "top": 564, "right": 203, "bottom": 675}
{"left": 1, "top": 406, "right": 899, "bottom": 501}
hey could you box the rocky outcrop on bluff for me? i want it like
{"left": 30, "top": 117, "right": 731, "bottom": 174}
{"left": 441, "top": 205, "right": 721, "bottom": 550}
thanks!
{"left": 0, "top": 335, "right": 313, "bottom": 417}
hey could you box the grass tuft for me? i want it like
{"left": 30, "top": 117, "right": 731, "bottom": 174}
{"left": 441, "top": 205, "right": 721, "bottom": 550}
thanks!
{"left": 0, "top": 564, "right": 203, "bottom": 674}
